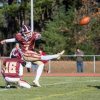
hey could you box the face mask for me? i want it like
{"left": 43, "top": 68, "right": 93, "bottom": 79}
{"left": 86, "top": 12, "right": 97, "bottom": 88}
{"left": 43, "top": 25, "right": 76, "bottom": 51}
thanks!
{"left": 23, "top": 32, "right": 32, "bottom": 41}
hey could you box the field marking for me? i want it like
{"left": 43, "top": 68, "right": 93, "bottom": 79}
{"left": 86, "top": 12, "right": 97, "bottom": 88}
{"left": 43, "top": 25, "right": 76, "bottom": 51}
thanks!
{"left": 0, "top": 80, "right": 100, "bottom": 92}
{"left": 43, "top": 80, "right": 100, "bottom": 86}
{"left": 34, "top": 80, "right": 100, "bottom": 100}
{"left": 33, "top": 88, "right": 94, "bottom": 100}
{"left": 0, "top": 89, "right": 9, "bottom": 91}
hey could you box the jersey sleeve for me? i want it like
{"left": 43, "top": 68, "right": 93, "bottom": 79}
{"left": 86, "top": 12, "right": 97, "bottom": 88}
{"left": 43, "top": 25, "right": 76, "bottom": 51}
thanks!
{"left": 5, "top": 38, "right": 16, "bottom": 43}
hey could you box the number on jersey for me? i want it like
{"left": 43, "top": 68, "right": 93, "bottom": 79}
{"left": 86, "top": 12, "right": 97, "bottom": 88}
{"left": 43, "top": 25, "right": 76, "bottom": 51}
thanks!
{"left": 5, "top": 61, "right": 17, "bottom": 74}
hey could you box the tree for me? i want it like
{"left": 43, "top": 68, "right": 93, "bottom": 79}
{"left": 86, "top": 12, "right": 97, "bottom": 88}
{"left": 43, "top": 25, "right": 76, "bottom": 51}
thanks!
{"left": 73, "top": 0, "right": 100, "bottom": 54}
{"left": 42, "top": 6, "right": 75, "bottom": 54}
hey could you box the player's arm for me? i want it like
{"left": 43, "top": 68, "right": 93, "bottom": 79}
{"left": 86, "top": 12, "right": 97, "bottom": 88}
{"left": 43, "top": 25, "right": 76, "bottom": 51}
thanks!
{"left": 0, "top": 38, "right": 16, "bottom": 44}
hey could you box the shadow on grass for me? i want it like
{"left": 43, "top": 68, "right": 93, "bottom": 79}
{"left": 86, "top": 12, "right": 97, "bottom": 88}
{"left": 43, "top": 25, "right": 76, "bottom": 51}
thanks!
{"left": 87, "top": 85, "right": 100, "bottom": 89}
{"left": 0, "top": 85, "right": 17, "bottom": 89}
{"left": 0, "top": 86, "right": 6, "bottom": 88}
{"left": 31, "top": 84, "right": 39, "bottom": 87}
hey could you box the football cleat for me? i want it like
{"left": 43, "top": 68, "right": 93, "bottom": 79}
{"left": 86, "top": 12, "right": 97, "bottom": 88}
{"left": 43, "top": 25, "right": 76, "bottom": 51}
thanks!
{"left": 6, "top": 85, "right": 11, "bottom": 88}
{"left": 32, "top": 81, "right": 41, "bottom": 87}
{"left": 57, "top": 50, "right": 65, "bottom": 60}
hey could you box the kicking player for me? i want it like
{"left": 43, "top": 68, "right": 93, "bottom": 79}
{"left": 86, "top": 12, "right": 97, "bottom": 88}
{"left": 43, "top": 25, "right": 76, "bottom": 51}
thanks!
{"left": 0, "top": 24, "right": 65, "bottom": 87}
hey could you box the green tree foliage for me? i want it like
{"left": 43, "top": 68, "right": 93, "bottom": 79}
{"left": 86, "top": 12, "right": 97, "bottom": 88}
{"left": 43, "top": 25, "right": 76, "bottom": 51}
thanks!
{"left": 90, "top": 16, "right": 100, "bottom": 54}
{"left": 0, "top": 0, "right": 99, "bottom": 56}
{"left": 42, "top": 6, "right": 75, "bottom": 54}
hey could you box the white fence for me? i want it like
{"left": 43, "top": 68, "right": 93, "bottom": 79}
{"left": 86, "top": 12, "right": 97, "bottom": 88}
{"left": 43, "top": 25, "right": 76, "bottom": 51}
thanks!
{"left": 47, "top": 55, "right": 100, "bottom": 73}
{"left": 0, "top": 55, "right": 100, "bottom": 73}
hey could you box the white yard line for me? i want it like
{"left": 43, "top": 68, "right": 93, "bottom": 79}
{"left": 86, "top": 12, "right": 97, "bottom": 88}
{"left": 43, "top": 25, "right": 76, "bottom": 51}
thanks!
{"left": 43, "top": 80, "right": 100, "bottom": 86}
{"left": 0, "top": 89, "right": 9, "bottom": 91}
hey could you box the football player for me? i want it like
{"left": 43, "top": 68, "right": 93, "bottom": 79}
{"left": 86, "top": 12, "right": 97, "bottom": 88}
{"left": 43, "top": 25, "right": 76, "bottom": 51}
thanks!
{"left": 10, "top": 43, "right": 22, "bottom": 59}
{"left": 1, "top": 58, "right": 31, "bottom": 88}
{"left": 0, "top": 25, "right": 64, "bottom": 61}
{"left": 0, "top": 24, "right": 65, "bottom": 87}
{"left": 10, "top": 43, "right": 30, "bottom": 72}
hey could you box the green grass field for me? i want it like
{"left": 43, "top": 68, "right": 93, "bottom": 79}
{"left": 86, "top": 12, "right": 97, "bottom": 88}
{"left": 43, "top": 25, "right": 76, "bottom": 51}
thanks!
{"left": 0, "top": 76, "right": 100, "bottom": 100}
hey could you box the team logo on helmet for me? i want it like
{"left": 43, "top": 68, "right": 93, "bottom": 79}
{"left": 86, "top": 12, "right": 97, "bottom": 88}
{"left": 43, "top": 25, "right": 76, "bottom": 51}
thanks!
{"left": 21, "top": 25, "right": 31, "bottom": 34}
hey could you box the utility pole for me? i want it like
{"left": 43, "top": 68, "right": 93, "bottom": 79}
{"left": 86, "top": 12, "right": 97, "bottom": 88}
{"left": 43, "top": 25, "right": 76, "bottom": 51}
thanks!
{"left": 31, "top": 0, "right": 34, "bottom": 33}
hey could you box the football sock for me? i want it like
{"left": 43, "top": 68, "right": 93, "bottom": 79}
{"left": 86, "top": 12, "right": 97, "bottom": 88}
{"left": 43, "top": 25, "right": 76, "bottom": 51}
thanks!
{"left": 34, "top": 63, "right": 44, "bottom": 82}
{"left": 41, "top": 54, "right": 59, "bottom": 60}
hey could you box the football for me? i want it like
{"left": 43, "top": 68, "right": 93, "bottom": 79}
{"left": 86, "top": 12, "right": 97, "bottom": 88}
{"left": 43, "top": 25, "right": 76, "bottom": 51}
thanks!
{"left": 79, "top": 16, "right": 90, "bottom": 25}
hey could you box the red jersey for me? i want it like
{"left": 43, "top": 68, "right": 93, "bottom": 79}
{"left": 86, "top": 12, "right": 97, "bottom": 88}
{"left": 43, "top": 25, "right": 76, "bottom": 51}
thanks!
{"left": 2, "top": 58, "right": 23, "bottom": 78}
{"left": 15, "top": 32, "right": 39, "bottom": 52}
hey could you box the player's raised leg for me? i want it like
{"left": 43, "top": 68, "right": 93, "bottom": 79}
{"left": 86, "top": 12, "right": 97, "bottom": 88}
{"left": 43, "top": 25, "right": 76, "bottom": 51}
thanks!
{"left": 41, "top": 50, "right": 65, "bottom": 60}
{"left": 23, "top": 50, "right": 65, "bottom": 62}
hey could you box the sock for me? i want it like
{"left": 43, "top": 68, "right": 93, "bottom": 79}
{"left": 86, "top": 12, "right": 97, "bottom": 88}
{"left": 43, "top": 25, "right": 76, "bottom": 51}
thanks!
{"left": 41, "top": 54, "right": 59, "bottom": 60}
{"left": 34, "top": 63, "right": 44, "bottom": 82}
